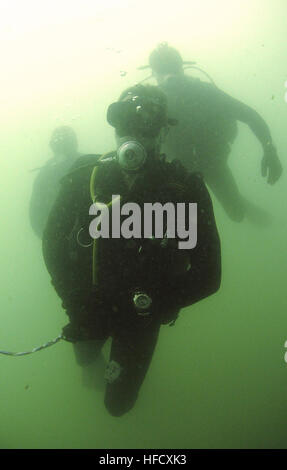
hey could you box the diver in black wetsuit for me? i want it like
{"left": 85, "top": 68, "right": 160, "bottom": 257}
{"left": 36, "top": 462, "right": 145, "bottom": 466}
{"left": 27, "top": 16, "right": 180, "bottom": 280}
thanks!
{"left": 144, "top": 43, "right": 283, "bottom": 225}
{"left": 29, "top": 126, "right": 81, "bottom": 238}
{"left": 42, "top": 84, "right": 221, "bottom": 417}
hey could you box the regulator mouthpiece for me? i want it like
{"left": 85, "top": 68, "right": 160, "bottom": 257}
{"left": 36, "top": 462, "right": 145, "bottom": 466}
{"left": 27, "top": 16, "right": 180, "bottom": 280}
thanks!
{"left": 117, "top": 140, "right": 147, "bottom": 171}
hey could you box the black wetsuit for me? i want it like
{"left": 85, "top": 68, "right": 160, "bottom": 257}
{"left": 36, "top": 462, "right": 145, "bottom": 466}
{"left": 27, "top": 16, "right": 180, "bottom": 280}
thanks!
{"left": 161, "top": 75, "right": 275, "bottom": 222}
{"left": 29, "top": 156, "right": 77, "bottom": 238}
{"left": 42, "top": 153, "right": 221, "bottom": 416}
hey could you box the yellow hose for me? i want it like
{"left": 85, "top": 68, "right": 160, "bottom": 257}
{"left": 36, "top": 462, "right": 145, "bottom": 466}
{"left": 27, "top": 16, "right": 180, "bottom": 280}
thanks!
{"left": 90, "top": 153, "right": 120, "bottom": 285}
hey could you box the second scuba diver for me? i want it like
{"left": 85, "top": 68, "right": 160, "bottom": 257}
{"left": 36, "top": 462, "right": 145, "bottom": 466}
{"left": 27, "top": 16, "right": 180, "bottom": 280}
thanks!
{"left": 143, "top": 43, "right": 283, "bottom": 225}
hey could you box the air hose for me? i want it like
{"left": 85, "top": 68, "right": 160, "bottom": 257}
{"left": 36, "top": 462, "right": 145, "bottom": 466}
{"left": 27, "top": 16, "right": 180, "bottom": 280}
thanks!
{"left": 0, "top": 334, "right": 63, "bottom": 357}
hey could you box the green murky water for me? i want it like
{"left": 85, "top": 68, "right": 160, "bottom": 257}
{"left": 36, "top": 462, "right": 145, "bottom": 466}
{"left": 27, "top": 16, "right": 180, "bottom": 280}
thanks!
{"left": 0, "top": 0, "right": 286, "bottom": 449}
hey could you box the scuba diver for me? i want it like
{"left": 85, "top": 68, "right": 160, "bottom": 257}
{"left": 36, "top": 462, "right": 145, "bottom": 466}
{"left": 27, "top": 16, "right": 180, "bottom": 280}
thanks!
{"left": 42, "top": 84, "right": 221, "bottom": 417}
{"left": 29, "top": 126, "right": 81, "bottom": 238}
{"left": 141, "top": 43, "right": 283, "bottom": 225}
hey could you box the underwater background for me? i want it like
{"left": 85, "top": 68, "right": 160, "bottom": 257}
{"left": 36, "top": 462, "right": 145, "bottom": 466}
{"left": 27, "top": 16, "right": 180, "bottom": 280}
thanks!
{"left": 0, "top": 0, "right": 286, "bottom": 449}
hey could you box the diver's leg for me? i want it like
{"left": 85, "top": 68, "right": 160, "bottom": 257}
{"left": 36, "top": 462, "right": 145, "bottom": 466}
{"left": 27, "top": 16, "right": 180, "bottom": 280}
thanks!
{"left": 204, "top": 163, "right": 271, "bottom": 226}
{"left": 73, "top": 339, "right": 108, "bottom": 390}
{"left": 240, "top": 196, "right": 272, "bottom": 227}
{"left": 65, "top": 297, "right": 111, "bottom": 390}
{"left": 104, "top": 319, "right": 161, "bottom": 417}
{"left": 73, "top": 339, "right": 106, "bottom": 366}
{"left": 204, "top": 163, "right": 245, "bottom": 222}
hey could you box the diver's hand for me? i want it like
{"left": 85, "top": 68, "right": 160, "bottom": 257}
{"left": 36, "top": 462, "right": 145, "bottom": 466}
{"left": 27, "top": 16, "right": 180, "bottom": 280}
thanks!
{"left": 61, "top": 291, "right": 111, "bottom": 342}
{"left": 261, "top": 144, "right": 282, "bottom": 184}
{"left": 62, "top": 322, "right": 93, "bottom": 342}
{"left": 62, "top": 322, "right": 80, "bottom": 342}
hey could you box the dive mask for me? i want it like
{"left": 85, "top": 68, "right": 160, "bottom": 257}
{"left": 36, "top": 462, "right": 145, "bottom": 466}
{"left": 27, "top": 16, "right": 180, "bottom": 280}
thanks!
{"left": 107, "top": 94, "right": 176, "bottom": 138}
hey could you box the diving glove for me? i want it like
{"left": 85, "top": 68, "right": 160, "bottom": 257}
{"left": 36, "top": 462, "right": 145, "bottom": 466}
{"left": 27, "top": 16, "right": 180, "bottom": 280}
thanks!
{"left": 62, "top": 322, "right": 92, "bottom": 343}
{"left": 261, "top": 143, "right": 282, "bottom": 184}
